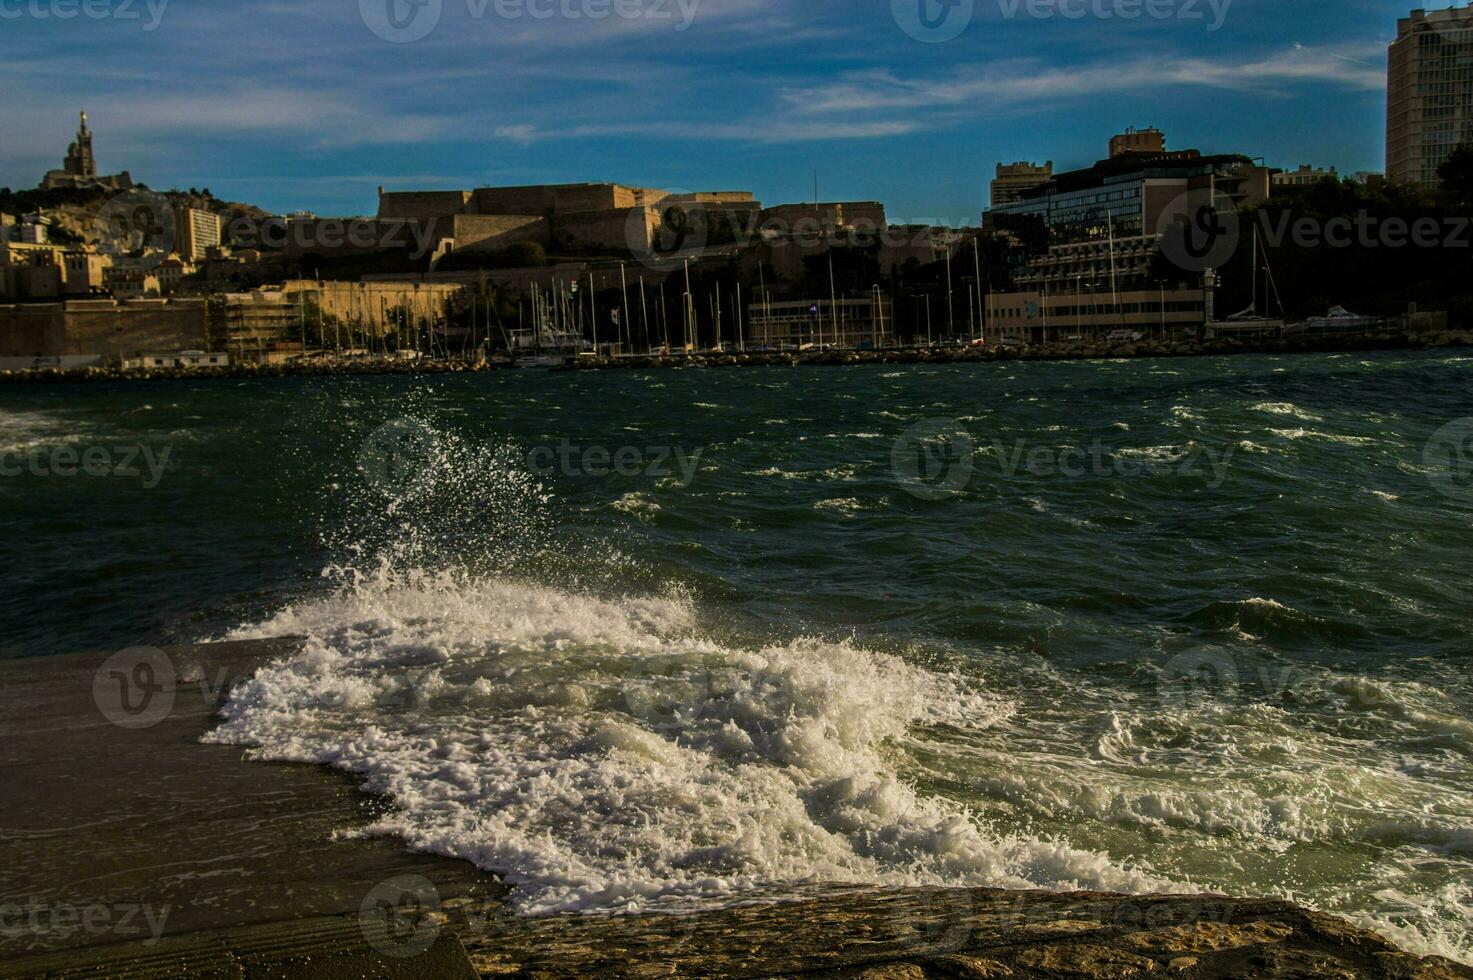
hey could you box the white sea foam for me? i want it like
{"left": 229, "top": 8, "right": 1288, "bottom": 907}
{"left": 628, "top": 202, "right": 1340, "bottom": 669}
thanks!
{"left": 1269, "top": 427, "right": 1376, "bottom": 446}
{"left": 610, "top": 492, "right": 662, "bottom": 522}
{"left": 210, "top": 570, "right": 1185, "bottom": 916}
{"left": 1252, "top": 402, "right": 1324, "bottom": 421}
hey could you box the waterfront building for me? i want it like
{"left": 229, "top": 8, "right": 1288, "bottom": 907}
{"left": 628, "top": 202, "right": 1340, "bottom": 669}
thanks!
{"left": 984, "top": 284, "right": 1209, "bottom": 344}
{"left": 991, "top": 162, "right": 1054, "bottom": 208}
{"left": 122, "top": 350, "right": 231, "bottom": 370}
{"left": 1388, "top": 6, "right": 1473, "bottom": 188}
{"left": 988, "top": 150, "right": 1270, "bottom": 244}
{"left": 987, "top": 148, "right": 1270, "bottom": 303}
{"left": 745, "top": 297, "right": 894, "bottom": 350}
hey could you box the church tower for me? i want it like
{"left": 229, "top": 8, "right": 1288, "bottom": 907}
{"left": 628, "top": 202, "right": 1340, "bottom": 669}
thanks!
{"left": 64, "top": 111, "right": 97, "bottom": 179}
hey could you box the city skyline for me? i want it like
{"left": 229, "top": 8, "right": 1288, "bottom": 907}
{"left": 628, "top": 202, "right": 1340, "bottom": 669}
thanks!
{"left": 0, "top": 0, "right": 1411, "bottom": 219}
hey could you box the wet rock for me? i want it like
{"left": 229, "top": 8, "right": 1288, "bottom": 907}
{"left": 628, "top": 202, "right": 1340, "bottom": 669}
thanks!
{"left": 457, "top": 888, "right": 1473, "bottom": 979}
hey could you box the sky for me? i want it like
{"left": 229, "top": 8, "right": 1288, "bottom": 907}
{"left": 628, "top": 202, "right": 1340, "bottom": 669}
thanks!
{"left": 0, "top": 0, "right": 1432, "bottom": 222}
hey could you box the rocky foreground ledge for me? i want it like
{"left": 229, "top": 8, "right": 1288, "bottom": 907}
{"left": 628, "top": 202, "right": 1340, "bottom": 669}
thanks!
{"left": 5, "top": 886, "right": 1467, "bottom": 978}
{"left": 453, "top": 887, "right": 1470, "bottom": 979}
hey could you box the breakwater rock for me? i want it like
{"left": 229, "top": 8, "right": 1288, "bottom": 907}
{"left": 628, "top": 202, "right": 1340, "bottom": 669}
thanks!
{"left": 462, "top": 887, "right": 1471, "bottom": 979}
{"left": 565, "top": 329, "right": 1473, "bottom": 372}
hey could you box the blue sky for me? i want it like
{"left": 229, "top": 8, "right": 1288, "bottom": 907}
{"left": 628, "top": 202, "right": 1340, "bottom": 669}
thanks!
{"left": 0, "top": 0, "right": 1418, "bottom": 221}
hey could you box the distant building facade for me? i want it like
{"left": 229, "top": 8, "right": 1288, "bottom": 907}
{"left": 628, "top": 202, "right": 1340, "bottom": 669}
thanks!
{"left": 41, "top": 111, "right": 134, "bottom": 192}
{"left": 1, "top": 240, "right": 112, "bottom": 300}
{"left": 1388, "top": 7, "right": 1473, "bottom": 187}
{"left": 984, "top": 284, "right": 1208, "bottom": 343}
{"left": 1273, "top": 165, "right": 1340, "bottom": 188}
{"left": 745, "top": 297, "right": 894, "bottom": 349}
{"left": 377, "top": 183, "right": 760, "bottom": 257}
{"left": 1109, "top": 127, "right": 1167, "bottom": 157}
{"left": 991, "top": 162, "right": 1054, "bottom": 208}
{"left": 174, "top": 208, "right": 222, "bottom": 262}
{"left": 988, "top": 150, "right": 1270, "bottom": 251}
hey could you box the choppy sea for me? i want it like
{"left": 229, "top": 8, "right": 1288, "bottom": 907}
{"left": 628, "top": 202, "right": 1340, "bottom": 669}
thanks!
{"left": 3, "top": 351, "right": 1470, "bottom": 962}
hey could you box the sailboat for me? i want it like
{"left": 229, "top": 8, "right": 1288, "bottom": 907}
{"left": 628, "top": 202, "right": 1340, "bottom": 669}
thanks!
{"left": 512, "top": 281, "right": 584, "bottom": 368}
{"left": 1208, "top": 224, "right": 1286, "bottom": 338}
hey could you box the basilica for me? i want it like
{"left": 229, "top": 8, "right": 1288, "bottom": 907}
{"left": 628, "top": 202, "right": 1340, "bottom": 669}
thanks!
{"left": 41, "top": 111, "right": 134, "bottom": 193}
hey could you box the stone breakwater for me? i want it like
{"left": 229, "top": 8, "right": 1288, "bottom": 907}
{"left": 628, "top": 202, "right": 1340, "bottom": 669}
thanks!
{"left": 6, "top": 888, "right": 1469, "bottom": 978}
{"left": 0, "top": 330, "right": 1469, "bottom": 385}
{"left": 457, "top": 887, "right": 1473, "bottom": 978}
{"left": 566, "top": 329, "right": 1473, "bottom": 372}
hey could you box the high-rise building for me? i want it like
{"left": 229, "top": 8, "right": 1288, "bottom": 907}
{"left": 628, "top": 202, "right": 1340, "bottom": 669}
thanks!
{"left": 175, "top": 208, "right": 222, "bottom": 263}
{"left": 1388, "top": 7, "right": 1473, "bottom": 188}
{"left": 990, "top": 161, "right": 1054, "bottom": 208}
{"left": 1109, "top": 127, "right": 1166, "bottom": 157}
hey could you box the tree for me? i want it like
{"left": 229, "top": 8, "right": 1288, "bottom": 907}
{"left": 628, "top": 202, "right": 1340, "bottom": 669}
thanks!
{"left": 506, "top": 241, "right": 547, "bottom": 268}
{"left": 1438, "top": 143, "right": 1473, "bottom": 210}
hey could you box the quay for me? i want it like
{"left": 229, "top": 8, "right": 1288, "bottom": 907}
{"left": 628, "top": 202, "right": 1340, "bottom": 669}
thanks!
{"left": 0, "top": 328, "right": 1470, "bottom": 385}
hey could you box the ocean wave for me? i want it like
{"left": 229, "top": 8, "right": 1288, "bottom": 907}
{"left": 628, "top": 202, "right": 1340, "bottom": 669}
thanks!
{"left": 1268, "top": 427, "right": 1376, "bottom": 446}
{"left": 210, "top": 570, "right": 1181, "bottom": 916}
{"left": 1252, "top": 402, "right": 1325, "bottom": 421}
{"left": 814, "top": 496, "right": 888, "bottom": 515}
{"left": 610, "top": 492, "right": 662, "bottom": 523}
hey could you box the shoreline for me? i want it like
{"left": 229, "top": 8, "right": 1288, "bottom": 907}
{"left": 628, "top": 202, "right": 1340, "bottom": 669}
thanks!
{"left": 1, "top": 329, "right": 1469, "bottom": 385}
{"left": 2, "top": 642, "right": 1470, "bottom": 977}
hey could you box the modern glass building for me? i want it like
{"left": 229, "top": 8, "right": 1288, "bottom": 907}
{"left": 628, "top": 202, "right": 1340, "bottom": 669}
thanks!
{"left": 1388, "top": 7, "right": 1473, "bottom": 188}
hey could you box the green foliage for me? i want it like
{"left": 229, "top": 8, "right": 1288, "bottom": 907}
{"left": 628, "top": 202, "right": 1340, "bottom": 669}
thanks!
{"left": 1220, "top": 176, "right": 1473, "bottom": 319}
{"left": 506, "top": 241, "right": 547, "bottom": 267}
{"left": 1438, "top": 143, "right": 1473, "bottom": 211}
